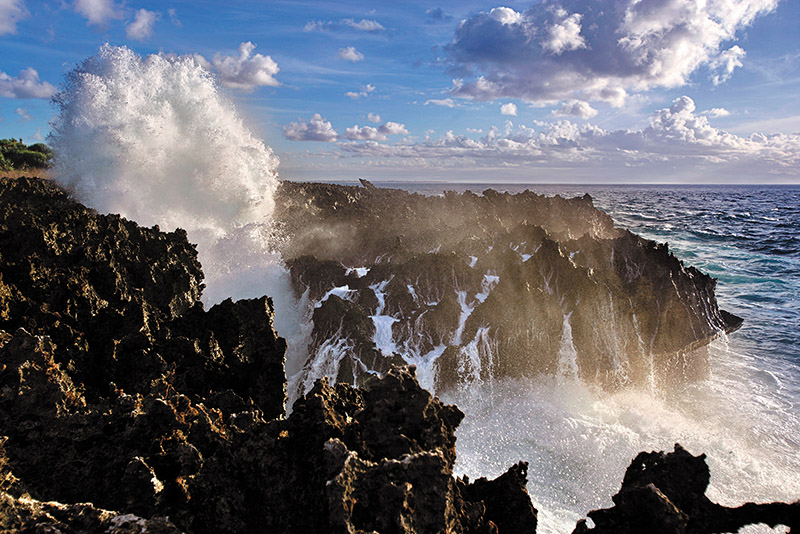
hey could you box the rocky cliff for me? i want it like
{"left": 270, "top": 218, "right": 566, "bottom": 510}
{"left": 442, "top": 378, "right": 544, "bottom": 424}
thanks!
{"left": 274, "top": 181, "right": 742, "bottom": 399}
{"left": 0, "top": 176, "right": 793, "bottom": 534}
{"left": 0, "top": 177, "right": 535, "bottom": 533}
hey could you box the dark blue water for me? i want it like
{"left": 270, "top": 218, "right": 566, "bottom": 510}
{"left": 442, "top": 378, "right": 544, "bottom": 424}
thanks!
{"left": 331, "top": 181, "right": 800, "bottom": 533}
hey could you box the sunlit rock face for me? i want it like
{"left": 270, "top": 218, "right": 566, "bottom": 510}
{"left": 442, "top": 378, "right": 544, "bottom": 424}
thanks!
{"left": 276, "top": 181, "right": 742, "bottom": 399}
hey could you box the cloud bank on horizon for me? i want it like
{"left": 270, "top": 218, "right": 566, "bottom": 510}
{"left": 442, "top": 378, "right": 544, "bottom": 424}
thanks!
{"left": 1, "top": 0, "right": 799, "bottom": 182}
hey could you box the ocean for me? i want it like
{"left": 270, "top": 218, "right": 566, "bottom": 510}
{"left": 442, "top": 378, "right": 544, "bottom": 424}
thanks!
{"left": 345, "top": 182, "right": 800, "bottom": 534}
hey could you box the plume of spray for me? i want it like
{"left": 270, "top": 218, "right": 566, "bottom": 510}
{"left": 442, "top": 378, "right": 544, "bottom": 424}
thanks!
{"left": 49, "top": 44, "right": 310, "bottom": 355}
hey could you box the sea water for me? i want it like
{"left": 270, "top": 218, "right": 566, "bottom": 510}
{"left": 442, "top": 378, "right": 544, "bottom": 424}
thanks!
{"left": 374, "top": 182, "right": 800, "bottom": 534}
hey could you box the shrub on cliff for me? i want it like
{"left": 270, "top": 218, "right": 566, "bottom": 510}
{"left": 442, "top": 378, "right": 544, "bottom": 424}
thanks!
{"left": 0, "top": 138, "right": 53, "bottom": 170}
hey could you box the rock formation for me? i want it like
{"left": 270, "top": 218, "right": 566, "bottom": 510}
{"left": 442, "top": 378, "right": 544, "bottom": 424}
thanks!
{"left": 573, "top": 445, "right": 799, "bottom": 534}
{"left": 0, "top": 177, "right": 537, "bottom": 533}
{"left": 274, "top": 181, "right": 743, "bottom": 398}
{"left": 1, "top": 176, "right": 793, "bottom": 534}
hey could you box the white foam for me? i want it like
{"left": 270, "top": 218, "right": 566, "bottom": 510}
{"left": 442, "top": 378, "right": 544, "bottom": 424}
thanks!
{"left": 49, "top": 44, "right": 282, "bottom": 306}
{"left": 447, "top": 338, "right": 800, "bottom": 534}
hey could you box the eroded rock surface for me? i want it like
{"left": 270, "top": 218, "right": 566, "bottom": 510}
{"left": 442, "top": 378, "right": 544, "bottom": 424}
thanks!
{"left": 275, "top": 181, "right": 742, "bottom": 398}
{"left": 0, "top": 177, "right": 536, "bottom": 534}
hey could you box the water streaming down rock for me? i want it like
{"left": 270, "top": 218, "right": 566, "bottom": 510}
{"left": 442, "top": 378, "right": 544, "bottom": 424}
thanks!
{"left": 276, "top": 181, "right": 742, "bottom": 405}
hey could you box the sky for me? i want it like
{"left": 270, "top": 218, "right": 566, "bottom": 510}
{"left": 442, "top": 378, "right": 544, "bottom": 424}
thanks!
{"left": 1, "top": 0, "right": 800, "bottom": 183}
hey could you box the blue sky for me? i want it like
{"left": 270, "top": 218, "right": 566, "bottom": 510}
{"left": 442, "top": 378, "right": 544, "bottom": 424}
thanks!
{"left": 2, "top": 0, "right": 800, "bottom": 183}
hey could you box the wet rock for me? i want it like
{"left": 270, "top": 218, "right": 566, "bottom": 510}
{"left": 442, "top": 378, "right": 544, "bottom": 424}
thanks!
{"left": 0, "top": 177, "right": 537, "bottom": 534}
{"left": 573, "top": 444, "right": 800, "bottom": 534}
{"left": 277, "top": 181, "right": 741, "bottom": 393}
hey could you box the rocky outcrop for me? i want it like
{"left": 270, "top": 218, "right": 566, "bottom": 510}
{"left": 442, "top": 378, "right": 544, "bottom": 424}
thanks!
{"left": 573, "top": 444, "right": 799, "bottom": 534}
{"left": 275, "top": 181, "right": 743, "bottom": 397}
{"left": 0, "top": 177, "right": 537, "bottom": 534}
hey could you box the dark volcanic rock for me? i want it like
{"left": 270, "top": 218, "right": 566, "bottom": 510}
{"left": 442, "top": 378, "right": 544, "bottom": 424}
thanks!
{"left": 573, "top": 444, "right": 800, "bottom": 534}
{"left": 0, "top": 177, "right": 538, "bottom": 534}
{"left": 276, "top": 181, "right": 743, "bottom": 396}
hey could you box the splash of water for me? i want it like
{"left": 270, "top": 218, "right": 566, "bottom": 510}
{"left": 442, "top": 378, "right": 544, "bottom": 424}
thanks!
{"left": 49, "top": 44, "right": 280, "bottom": 302}
{"left": 48, "top": 44, "right": 311, "bottom": 381}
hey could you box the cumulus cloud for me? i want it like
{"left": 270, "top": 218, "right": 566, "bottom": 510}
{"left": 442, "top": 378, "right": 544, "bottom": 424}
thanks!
{"left": 209, "top": 42, "right": 280, "bottom": 92}
{"left": 73, "top": 0, "right": 121, "bottom": 26}
{"left": 126, "top": 8, "right": 159, "bottom": 41}
{"left": 0, "top": 0, "right": 27, "bottom": 35}
{"left": 336, "top": 95, "right": 800, "bottom": 177}
{"left": 367, "top": 112, "right": 381, "bottom": 123}
{"left": 501, "top": 102, "right": 518, "bottom": 116}
{"left": 553, "top": 99, "right": 597, "bottom": 119}
{"left": 447, "top": 0, "right": 777, "bottom": 106}
{"left": 346, "top": 84, "right": 375, "bottom": 99}
{"left": 345, "top": 121, "right": 409, "bottom": 141}
{"left": 305, "top": 18, "right": 384, "bottom": 32}
{"left": 0, "top": 68, "right": 57, "bottom": 99}
{"left": 542, "top": 8, "right": 586, "bottom": 55}
{"left": 424, "top": 98, "right": 457, "bottom": 108}
{"left": 339, "top": 46, "right": 365, "bottom": 62}
{"left": 283, "top": 114, "right": 338, "bottom": 142}
{"left": 489, "top": 6, "right": 523, "bottom": 25}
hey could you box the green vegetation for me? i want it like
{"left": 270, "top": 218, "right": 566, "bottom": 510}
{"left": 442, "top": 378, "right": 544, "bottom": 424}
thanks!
{"left": 0, "top": 139, "right": 53, "bottom": 171}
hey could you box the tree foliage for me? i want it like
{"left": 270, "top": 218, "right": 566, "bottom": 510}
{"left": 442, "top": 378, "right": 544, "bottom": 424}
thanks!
{"left": 0, "top": 139, "right": 53, "bottom": 171}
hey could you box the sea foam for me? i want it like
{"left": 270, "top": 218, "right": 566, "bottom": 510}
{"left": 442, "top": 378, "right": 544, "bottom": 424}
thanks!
{"left": 49, "top": 44, "right": 310, "bottom": 363}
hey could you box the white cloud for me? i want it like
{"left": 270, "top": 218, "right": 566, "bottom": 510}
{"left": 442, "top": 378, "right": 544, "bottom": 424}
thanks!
{"left": 209, "top": 42, "right": 280, "bottom": 92}
{"left": 73, "top": 0, "right": 121, "bottom": 26}
{"left": 380, "top": 122, "right": 408, "bottom": 135}
{"left": 553, "top": 99, "right": 598, "bottom": 119}
{"left": 0, "top": 68, "right": 57, "bottom": 99}
{"left": 15, "top": 107, "right": 31, "bottom": 121}
{"left": 0, "top": 0, "right": 27, "bottom": 35}
{"left": 703, "top": 108, "right": 731, "bottom": 118}
{"left": 338, "top": 46, "right": 365, "bottom": 62}
{"left": 447, "top": 0, "right": 777, "bottom": 106}
{"left": 367, "top": 112, "right": 381, "bottom": 123}
{"left": 346, "top": 83, "right": 375, "bottom": 99}
{"left": 489, "top": 6, "right": 523, "bottom": 25}
{"left": 501, "top": 102, "right": 518, "bottom": 116}
{"left": 346, "top": 125, "right": 384, "bottom": 141}
{"left": 283, "top": 113, "right": 338, "bottom": 142}
{"left": 335, "top": 95, "right": 800, "bottom": 178}
{"left": 709, "top": 45, "right": 746, "bottom": 85}
{"left": 424, "top": 98, "right": 457, "bottom": 108}
{"left": 126, "top": 9, "right": 159, "bottom": 41}
{"left": 345, "top": 121, "right": 409, "bottom": 141}
{"left": 305, "top": 18, "right": 384, "bottom": 32}
{"left": 542, "top": 9, "right": 586, "bottom": 55}
{"left": 345, "top": 18, "right": 384, "bottom": 31}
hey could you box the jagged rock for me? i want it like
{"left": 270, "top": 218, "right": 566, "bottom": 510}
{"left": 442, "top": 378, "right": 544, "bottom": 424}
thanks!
{"left": 276, "top": 181, "right": 743, "bottom": 395}
{"left": 460, "top": 462, "right": 538, "bottom": 534}
{"left": 573, "top": 444, "right": 800, "bottom": 534}
{"left": 0, "top": 176, "right": 286, "bottom": 417}
{"left": 0, "top": 177, "right": 537, "bottom": 534}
